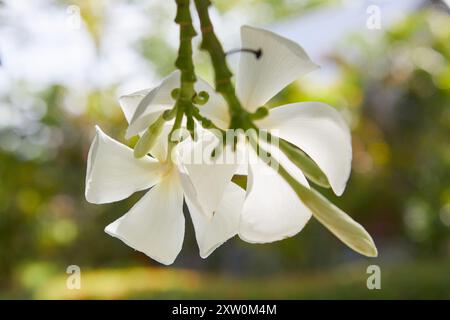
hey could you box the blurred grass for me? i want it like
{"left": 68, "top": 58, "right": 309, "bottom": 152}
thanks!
{"left": 15, "top": 258, "right": 450, "bottom": 299}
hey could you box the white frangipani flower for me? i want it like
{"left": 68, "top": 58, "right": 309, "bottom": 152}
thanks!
{"left": 85, "top": 125, "right": 245, "bottom": 265}
{"left": 119, "top": 70, "right": 239, "bottom": 221}
{"left": 122, "top": 70, "right": 229, "bottom": 140}
{"left": 99, "top": 25, "right": 377, "bottom": 258}
{"left": 195, "top": 26, "right": 375, "bottom": 256}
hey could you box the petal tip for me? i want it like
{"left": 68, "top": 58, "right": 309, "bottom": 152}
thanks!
{"left": 365, "top": 242, "right": 378, "bottom": 258}
{"left": 94, "top": 125, "right": 102, "bottom": 134}
{"left": 104, "top": 222, "right": 177, "bottom": 266}
{"left": 84, "top": 188, "right": 98, "bottom": 204}
{"left": 333, "top": 185, "right": 345, "bottom": 197}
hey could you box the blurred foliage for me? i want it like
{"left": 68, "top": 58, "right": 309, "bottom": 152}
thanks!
{"left": 214, "top": 0, "right": 338, "bottom": 19}
{"left": 0, "top": 1, "right": 449, "bottom": 299}
{"left": 139, "top": 36, "right": 177, "bottom": 76}
{"left": 6, "top": 258, "right": 450, "bottom": 299}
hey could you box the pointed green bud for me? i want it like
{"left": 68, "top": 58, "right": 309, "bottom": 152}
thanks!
{"left": 133, "top": 115, "right": 166, "bottom": 158}
{"left": 287, "top": 174, "right": 377, "bottom": 258}
{"left": 193, "top": 91, "right": 209, "bottom": 105}
{"left": 254, "top": 142, "right": 377, "bottom": 258}
{"left": 279, "top": 139, "right": 330, "bottom": 189}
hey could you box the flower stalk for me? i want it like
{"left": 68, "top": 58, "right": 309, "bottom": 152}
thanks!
{"left": 170, "top": 0, "right": 198, "bottom": 148}
{"left": 194, "top": 0, "right": 254, "bottom": 131}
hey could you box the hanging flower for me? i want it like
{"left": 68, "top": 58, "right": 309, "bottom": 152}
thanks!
{"left": 118, "top": 70, "right": 238, "bottom": 218}
{"left": 85, "top": 124, "right": 245, "bottom": 265}
{"left": 186, "top": 26, "right": 377, "bottom": 256}
{"left": 88, "top": 24, "right": 377, "bottom": 260}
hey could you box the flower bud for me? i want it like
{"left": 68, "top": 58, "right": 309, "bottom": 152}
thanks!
{"left": 133, "top": 115, "right": 166, "bottom": 158}
{"left": 279, "top": 139, "right": 330, "bottom": 188}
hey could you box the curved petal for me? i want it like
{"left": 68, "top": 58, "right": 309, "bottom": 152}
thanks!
{"left": 236, "top": 25, "right": 319, "bottom": 112}
{"left": 126, "top": 71, "right": 179, "bottom": 139}
{"left": 257, "top": 102, "right": 352, "bottom": 196}
{"left": 194, "top": 79, "right": 229, "bottom": 130}
{"left": 105, "top": 170, "right": 185, "bottom": 265}
{"left": 177, "top": 130, "right": 239, "bottom": 218}
{"left": 85, "top": 126, "right": 165, "bottom": 204}
{"left": 183, "top": 175, "right": 245, "bottom": 258}
{"left": 118, "top": 88, "right": 151, "bottom": 124}
{"left": 239, "top": 148, "right": 312, "bottom": 243}
{"left": 126, "top": 72, "right": 229, "bottom": 138}
{"left": 257, "top": 136, "right": 310, "bottom": 190}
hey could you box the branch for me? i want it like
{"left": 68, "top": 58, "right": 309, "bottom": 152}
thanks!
{"left": 170, "top": 0, "right": 198, "bottom": 145}
{"left": 194, "top": 0, "right": 253, "bottom": 130}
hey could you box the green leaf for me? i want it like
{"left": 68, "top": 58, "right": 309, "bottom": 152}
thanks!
{"left": 279, "top": 139, "right": 331, "bottom": 189}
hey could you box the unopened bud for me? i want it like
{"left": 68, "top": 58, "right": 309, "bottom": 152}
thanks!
{"left": 279, "top": 139, "right": 330, "bottom": 188}
{"left": 133, "top": 115, "right": 165, "bottom": 158}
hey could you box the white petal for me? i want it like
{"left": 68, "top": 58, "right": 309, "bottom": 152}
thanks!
{"left": 234, "top": 137, "right": 250, "bottom": 175}
{"left": 183, "top": 176, "right": 245, "bottom": 258}
{"left": 126, "top": 71, "right": 228, "bottom": 138}
{"left": 126, "top": 71, "right": 180, "bottom": 139}
{"left": 194, "top": 80, "right": 229, "bottom": 130}
{"left": 239, "top": 148, "right": 312, "bottom": 243}
{"left": 118, "top": 88, "right": 151, "bottom": 124}
{"left": 257, "top": 137, "right": 310, "bottom": 189}
{"left": 85, "top": 126, "right": 165, "bottom": 204}
{"left": 105, "top": 170, "right": 185, "bottom": 265}
{"left": 178, "top": 130, "right": 239, "bottom": 218}
{"left": 257, "top": 102, "right": 352, "bottom": 196}
{"left": 236, "top": 25, "right": 319, "bottom": 112}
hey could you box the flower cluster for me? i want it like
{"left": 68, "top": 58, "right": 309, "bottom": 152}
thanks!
{"left": 85, "top": 24, "right": 377, "bottom": 265}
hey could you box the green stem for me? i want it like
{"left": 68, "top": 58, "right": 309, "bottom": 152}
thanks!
{"left": 169, "top": 0, "right": 198, "bottom": 155}
{"left": 193, "top": 0, "right": 253, "bottom": 130}
{"left": 193, "top": 1, "right": 329, "bottom": 182}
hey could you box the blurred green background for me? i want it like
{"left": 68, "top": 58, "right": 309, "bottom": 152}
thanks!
{"left": 0, "top": 0, "right": 449, "bottom": 299}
